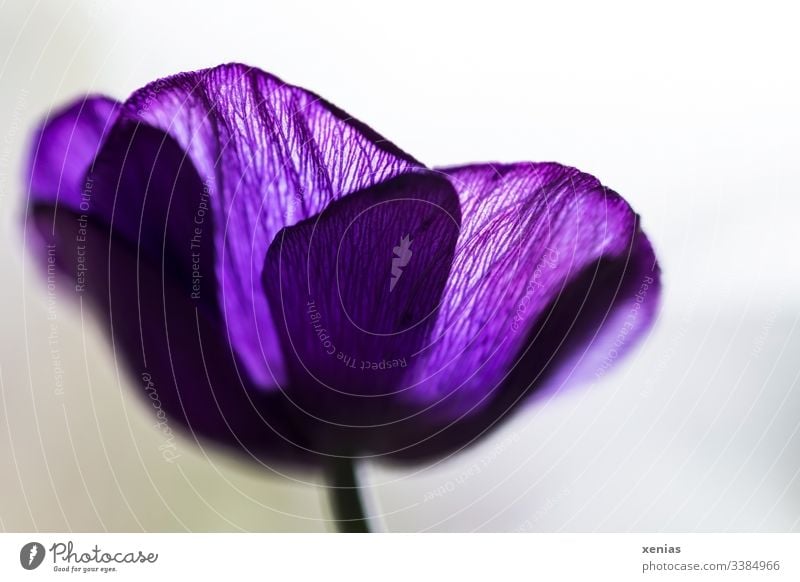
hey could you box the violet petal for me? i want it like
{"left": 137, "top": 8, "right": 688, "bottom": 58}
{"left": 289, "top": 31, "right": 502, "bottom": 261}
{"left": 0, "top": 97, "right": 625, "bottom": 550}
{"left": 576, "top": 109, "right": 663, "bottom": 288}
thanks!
{"left": 391, "top": 162, "right": 661, "bottom": 459}
{"left": 262, "top": 171, "right": 460, "bottom": 453}
{"left": 27, "top": 95, "right": 119, "bottom": 207}
{"left": 120, "top": 63, "right": 420, "bottom": 389}
{"left": 26, "top": 98, "right": 312, "bottom": 464}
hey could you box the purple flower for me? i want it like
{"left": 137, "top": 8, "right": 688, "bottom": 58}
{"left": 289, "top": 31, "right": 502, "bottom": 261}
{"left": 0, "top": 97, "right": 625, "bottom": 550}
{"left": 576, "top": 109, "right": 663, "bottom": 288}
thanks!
{"left": 25, "top": 63, "right": 660, "bottom": 466}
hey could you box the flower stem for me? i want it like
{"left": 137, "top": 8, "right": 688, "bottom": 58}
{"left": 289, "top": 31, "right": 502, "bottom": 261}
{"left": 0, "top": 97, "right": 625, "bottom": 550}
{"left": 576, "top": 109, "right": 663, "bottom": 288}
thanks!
{"left": 327, "top": 456, "right": 370, "bottom": 533}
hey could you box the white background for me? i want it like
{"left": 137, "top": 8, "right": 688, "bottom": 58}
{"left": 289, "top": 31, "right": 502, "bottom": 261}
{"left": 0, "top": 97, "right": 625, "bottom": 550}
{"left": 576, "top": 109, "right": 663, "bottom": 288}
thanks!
{"left": 0, "top": 0, "right": 799, "bottom": 531}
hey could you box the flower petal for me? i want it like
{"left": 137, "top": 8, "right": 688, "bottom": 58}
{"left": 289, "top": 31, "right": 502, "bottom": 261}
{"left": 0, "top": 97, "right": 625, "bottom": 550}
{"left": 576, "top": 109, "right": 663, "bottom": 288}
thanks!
{"left": 262, "top": 171, "right": 460, "bottom": 454}
{"left": 391, "top": 162, "right": 661, "bottom": 459}
{"left": 28, "top": 100, "right": 224, "bottom": 321}
{"left": 29, "top": 204, "right": 311, "bottom": 465}
{"left": 120, "top": 63, "right": 419, "bottom": 389}
{"left": 26, "top": 97, "right": 312, "bottom": 464}
{"left": 26, "top": 95, "right": 119, "bottom": 215}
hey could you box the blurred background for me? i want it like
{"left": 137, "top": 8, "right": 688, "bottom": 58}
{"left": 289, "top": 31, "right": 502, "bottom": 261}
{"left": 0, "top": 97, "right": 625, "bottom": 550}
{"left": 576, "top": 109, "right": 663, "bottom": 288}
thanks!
{"left": 1, "top": 0, "right": 798, "bottom": 531}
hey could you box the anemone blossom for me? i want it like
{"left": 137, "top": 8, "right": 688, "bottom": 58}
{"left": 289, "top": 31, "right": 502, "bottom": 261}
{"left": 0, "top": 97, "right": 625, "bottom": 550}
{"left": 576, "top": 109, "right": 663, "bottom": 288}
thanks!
{"left": 25, "top": 63, "right": 660, "bottom": 531}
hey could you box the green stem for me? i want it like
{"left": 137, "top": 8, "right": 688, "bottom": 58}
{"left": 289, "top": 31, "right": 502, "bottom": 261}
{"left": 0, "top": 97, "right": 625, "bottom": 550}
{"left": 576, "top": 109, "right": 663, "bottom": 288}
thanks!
{"left": 327, "top": 456, "right": 371, "bottom": 533}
